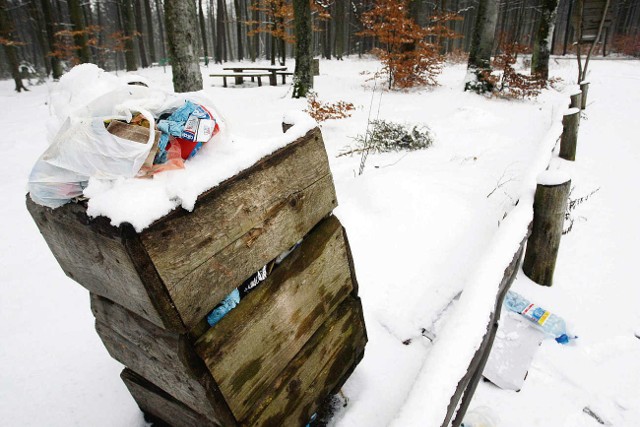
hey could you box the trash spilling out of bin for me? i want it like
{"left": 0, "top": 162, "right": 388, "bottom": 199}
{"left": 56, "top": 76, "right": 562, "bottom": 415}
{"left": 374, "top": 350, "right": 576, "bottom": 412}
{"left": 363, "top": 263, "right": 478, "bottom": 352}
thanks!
{"left": 28, "top": 64, "right": 318, "bottom": 233}
{"left": 28, "top": 65, "right": 223, "bottom": 209}
{"left": 26, "top": 64, "right": 366, "bottom": 427}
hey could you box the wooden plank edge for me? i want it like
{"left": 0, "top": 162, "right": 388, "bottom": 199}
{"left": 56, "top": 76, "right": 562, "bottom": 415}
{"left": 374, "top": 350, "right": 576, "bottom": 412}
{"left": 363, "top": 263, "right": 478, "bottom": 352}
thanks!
{"left": 340, "top": 221, "right": 362, "bottom": 299}
{"left": 120, "top": 223, "right": 187, "bottom": 333}
{"left": 91, "top": 296, "right": 237, "bottom": 427}
{"left": 120, "top": 368, "right": 223, "bottom": 427}
{"left": 143, "top": 127, "right": 324, "bottom": 228}
{"left": 25, "top": 196, "right": 168, "bottom": 329}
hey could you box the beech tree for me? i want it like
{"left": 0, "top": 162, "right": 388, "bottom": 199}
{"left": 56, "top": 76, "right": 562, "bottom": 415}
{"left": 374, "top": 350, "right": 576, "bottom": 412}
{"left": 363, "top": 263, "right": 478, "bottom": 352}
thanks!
{"left": 531, "top": 0, "right": 559, "bottom": 80}
{"left": 40, "top": 0, "right": 63, "bottom": 79}
{"left": 119, "top": 0, "right": 138, "bottom": 71}
{"left": 292, "top": 0, "right": 312, "bottom": 98}
{"left": 68, "top": 0, "right": 92, "bottom": 63}
{"left": 165, "top": 0, "right": 203, "bottom": 92}
{"left": 465, "top": 0, "right": 499, "bottom": 93}
{"left": 359, "top": 0, "right": 445, "bottom": 89}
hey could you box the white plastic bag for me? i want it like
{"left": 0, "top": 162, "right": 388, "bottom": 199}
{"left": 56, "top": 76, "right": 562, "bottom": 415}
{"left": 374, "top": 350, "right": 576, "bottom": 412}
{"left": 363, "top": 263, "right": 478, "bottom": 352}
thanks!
{"left": 29, "top": 65, "right": 227, "bottom": 209}
{"left": 28, "top": 160, "right": 88, "bottom": 209}
{"left": 29, "top": 87, "right": 159, "bottom": 208}
{"left": 43, "top": 107, "right": 156, "bottom": 180}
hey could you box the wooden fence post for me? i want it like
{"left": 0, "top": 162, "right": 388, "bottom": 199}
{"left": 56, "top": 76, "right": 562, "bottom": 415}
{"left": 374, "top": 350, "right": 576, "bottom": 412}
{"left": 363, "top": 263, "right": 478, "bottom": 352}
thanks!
{"left": 523, "top": 171, "right": 571, "bottom": 287}
{"left": 559, "top": 108, "right": 580, "bottom": 161}
{"left": 569, "top": 90, "right": 582, "bottom": 109}
{"left": 312, "top": 58, "right": 320, "bottom": 76}
{"left": 580, "top": 81, "right": 590, "bottom": 110}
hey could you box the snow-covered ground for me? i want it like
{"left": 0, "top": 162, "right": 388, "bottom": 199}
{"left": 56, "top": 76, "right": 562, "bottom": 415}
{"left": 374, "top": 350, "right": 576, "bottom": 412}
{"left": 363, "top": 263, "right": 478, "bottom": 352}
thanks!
{"left": 1, "top": 56, "right": 638, "bottom": 426}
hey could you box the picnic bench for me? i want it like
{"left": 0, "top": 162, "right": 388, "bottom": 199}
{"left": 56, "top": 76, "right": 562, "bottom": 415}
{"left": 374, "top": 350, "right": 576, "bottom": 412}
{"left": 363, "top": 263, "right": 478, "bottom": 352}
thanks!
{"left": 209, "top": 71, "right": 272, "bottom": 88}
{"left": 223, "top": 66, "right": 287, "bottom": 86}
{"left": 276, "top": 71, "right": 294, "bottom": 84}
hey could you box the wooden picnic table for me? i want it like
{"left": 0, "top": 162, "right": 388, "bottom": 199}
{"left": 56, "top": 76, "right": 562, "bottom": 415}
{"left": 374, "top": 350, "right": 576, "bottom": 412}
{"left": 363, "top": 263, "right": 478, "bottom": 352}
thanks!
{"left": 210, "top": 71, "right": 272, "bottom": 88}
{"left": 223, "top": 66, "right": 287, "bottom": 86}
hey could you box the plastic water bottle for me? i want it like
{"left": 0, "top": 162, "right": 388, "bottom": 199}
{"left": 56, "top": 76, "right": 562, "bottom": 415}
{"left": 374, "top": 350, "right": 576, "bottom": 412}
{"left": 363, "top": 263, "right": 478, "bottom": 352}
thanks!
{"left": 461, "top": 407, "right": 498, "bottom": 427}
{"left": 504, "top": 290, "right": 572, "bottom": 344}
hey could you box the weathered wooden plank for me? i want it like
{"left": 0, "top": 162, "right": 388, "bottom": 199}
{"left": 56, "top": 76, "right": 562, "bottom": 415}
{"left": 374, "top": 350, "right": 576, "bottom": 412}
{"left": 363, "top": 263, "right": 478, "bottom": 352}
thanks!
{"left": 140, "top": 128, "right": 337, "bottom": 329}
{"left": 140, "top": 127, "right": 330, "bottom": 288}
{"left": 91, "top": 295, "right": 235, "bottom": 426}
{"left": 121, "top": 369, "right": 220, "bottom": 427}
{"left": 195, "top": 215, "right": 355, "bottom": 420}
{"left": 25, "top": 197, "right": 180, "bottom": 330}
{"left": 167, "top": 172, "right": 338, "bottom": 329}
{"left": 245, "top": 297, "right": 367, "bottom": 427}
{"left": 443, "top": 237, "right": 526, "bottom": 427}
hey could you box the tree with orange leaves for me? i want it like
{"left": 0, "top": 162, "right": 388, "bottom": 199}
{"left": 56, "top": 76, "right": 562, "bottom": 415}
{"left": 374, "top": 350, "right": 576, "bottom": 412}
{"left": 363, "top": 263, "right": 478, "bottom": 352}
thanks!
{"left": 247, "top": 0, "right": 294, "bottom": 65}
{"left": 360, "top": 0, "right": 458, "bottom": 89}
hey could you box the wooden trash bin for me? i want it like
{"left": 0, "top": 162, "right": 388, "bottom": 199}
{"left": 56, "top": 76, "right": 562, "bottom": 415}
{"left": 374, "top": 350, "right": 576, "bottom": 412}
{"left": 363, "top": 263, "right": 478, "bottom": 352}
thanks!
{"left": 26, "top": 127, "right": 367, "bottom": 427}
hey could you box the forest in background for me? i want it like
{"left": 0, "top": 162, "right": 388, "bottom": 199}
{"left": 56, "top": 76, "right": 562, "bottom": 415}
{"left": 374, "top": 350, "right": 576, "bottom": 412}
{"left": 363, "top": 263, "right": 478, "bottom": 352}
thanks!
{"left": 0, "top": 0, "right": 639, "bottom": 81}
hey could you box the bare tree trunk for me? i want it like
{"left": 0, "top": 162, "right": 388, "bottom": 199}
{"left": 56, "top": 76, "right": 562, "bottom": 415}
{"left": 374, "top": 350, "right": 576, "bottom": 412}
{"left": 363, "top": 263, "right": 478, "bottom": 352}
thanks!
{"left": 222, "top": 0, "right": 231, "bottom": 61}
{"left": 292, "top": 0, "right": 312, "bottom": 98}
{"left": 216, "top": 0, "right": 225, "bottom": 62}
{"left": 233, "top": 0, "right": 244, "bottom": 60}
{"left": 532, "top": 0, "right": 559, "bottom": 80}
{"left": 209, "top": 0, "right": 219, "bottom": 63}
{"left": 465, "top": 0, "right": 499, "bottom": 93}
{"left": 68, "top": 0, "right": 92, "bottom": 63}
{"left": 41, "top": 0, "right": 63, "bottom": 78}
{"left": 165, "top": 0, "right": 202, "bottom": 92}
{"left": 143, "top": 0, "right": 157, "bottom": 63}
{"left": 249, "top": 0, "right": 258, "bottom": 61}
{"left": 198, "top": 0, "right": 209, "bottom": 65}
{"left": 322, "top": 12, "right": 331, "bottom": 59}
{"left": 334, "top": 0, "right": 345, "bottom": 59}
{"left": 135, "top": 0, "right": 149, "bottom": 67}
{"left": 119, "top": 0, "right": 138, "bottom": 71}
{"left": 155, "top": 0, "right": 167, "bottom": 61}
{"left": 0, "top": 0, "right": 28, "bottom": 91}
{"left": 25, "top": 0, "right": 50, "bottom": 75}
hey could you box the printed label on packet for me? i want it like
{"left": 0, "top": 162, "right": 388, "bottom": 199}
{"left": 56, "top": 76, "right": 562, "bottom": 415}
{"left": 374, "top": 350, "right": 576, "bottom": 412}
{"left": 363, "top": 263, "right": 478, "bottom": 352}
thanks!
{"left": 181, "top": 116, "right": 199, "bottom": 142}
{"left": 196, "top": 119, "right": 216, "bottom": 142}
{"left": 521, "top": 303, "right": 550, "bottom": 326}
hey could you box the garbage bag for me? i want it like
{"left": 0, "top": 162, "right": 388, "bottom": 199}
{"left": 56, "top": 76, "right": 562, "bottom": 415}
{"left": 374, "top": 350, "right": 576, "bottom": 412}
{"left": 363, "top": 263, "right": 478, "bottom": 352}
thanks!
{"left": 28, "top": 64, "right": 227, "bottom": 209}
{"left": 42, "top": 108, "right": 156, "bottom": 180}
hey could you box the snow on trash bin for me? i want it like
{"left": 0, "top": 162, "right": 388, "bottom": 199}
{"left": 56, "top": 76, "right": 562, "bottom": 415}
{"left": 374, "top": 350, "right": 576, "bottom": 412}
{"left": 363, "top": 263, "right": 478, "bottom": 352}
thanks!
{"left": 28, "top": 64, "right": 226, "bottom": 209}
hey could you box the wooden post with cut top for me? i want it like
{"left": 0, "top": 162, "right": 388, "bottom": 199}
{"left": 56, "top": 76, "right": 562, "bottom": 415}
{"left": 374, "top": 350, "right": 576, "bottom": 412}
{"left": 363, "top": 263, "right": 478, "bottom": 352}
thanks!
{"left": 560, "top": 108, "right": 580, "bottom": 161}
{"left": 523, "top": 171, "right": 571, "bottom": 287}
{"left": 569, "top": 90, "right": 582, "bottom": 109}
{"left": 580, "top": 81, "right": 590, "bottom": 109}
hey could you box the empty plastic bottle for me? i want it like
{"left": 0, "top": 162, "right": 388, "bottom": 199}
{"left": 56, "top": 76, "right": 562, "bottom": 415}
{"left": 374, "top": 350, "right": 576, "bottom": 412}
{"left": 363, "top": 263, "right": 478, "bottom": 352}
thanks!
{"left": 504, "top": 290, "right": 573, "bottom": 344}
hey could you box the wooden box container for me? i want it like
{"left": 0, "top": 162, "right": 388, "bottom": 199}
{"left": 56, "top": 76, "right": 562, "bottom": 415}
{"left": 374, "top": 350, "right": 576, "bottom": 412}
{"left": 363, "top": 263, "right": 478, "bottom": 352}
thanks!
{"left": 27, "top": 127, "right": 367, "bottom": 427}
